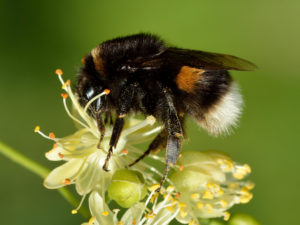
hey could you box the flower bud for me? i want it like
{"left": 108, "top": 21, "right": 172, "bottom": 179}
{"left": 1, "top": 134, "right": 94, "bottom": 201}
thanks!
{"left": 228, "top": 213, "right": 261, "bottom": 225}
{"left": 108, "top": 169, "right": 147, "bottom": 208}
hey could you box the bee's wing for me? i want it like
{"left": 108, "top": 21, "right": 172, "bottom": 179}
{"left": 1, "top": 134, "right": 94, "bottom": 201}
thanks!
{"left": 163, "top": 48, "right": 257, "bottom": 71}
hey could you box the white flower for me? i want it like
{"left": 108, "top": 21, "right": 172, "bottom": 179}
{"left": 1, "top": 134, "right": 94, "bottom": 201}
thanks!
{"left": 170, "top": 151, "right": 254, "bottom": 223}
{"left": 35, "top": 69, "right": 163, "bottom": 210}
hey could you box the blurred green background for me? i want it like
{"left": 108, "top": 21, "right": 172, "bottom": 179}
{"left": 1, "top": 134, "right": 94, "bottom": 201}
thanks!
{"left": 1, "top": 0, "right": 299, "bottom": 224}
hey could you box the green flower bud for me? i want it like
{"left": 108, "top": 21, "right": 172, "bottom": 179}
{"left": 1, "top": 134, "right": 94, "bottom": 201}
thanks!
{"left": 228, "top": 213, "right": 261, "bottom": 225}
{"left": 108, "top": 169, "right": 147, "bottom": 208}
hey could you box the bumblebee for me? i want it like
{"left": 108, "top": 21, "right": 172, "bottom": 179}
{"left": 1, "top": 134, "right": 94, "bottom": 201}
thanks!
{"left": 76, "top": 33, "right": 256, "bottom": 187}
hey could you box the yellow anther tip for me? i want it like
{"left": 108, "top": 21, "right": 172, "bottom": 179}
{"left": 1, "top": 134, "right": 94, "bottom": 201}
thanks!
{"left": 149, "top": 184, "right": 160, "bottom": 192}
{"left": 102, "top": 211, "right": 109, "bottom": 216}
{"left": 55, "top": 69, "right": 63, "bottom": 75}
{"left": 224, "top": 212, "right": 231, "bottom": 221}
{"left": 71, "top": 209, "right": 78, "bottom": 214}
{"left": 88, "top": 216, "right": 96, "bottom": 225}
{"left": 34, "top": 126, "right": 40, "bottom": 132}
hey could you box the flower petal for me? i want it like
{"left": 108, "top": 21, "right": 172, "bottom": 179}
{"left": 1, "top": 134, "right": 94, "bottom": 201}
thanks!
{"left": 120, "top": 202, "right": 144, "bottom": 224}
{"left": 43, "top": 159, "right": 83, "bottom": 189}
{"left": 89, "top": 191, "right": 115, "bottom": 225}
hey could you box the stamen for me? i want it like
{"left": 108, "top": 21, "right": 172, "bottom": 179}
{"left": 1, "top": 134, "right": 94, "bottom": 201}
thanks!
{"left": 122, "top": 116, "right": 156, "bottom": 137}
{"left": 104, "top": 89, "right": 110, "bottom": 95}
{"left": 35, "top": 127, "right": 56, "bottom": 141}
{"left": 175, "top": 192, "right": 181, "bottom": 198}
{"left": 71, "top": 209, "right": 78, "bottom": 214}
{"left": 166, "top": 185, "right": 175, "bottom": 193}
{"left": 58, "top": 152, "right": 64, "bottom": 159}
{"left": 84, "top": 90, "right": 109, "bottom": 113}
{"left": 62, "top": 97, "right": 91, "bottom": 131}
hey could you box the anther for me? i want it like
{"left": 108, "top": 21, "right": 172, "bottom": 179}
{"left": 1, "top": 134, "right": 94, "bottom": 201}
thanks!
{"left": 179, "top": 165, "right": 184, "bottom": 171}
{"left": 49, "top": 132, "right": 56, "bottom": 139}
{"left": 175, "top": 192, "right": 181, "bottom": 198}
{"left": 62, "top": 80, "right": 70, "bottom": 89}
{"left": 71, "top": 209, "right": 78, "bottom": 214}
{"left": 117, "top": 222, "right": 123, "bottom": 225}
{"left": 196, "top": 202, "right": 204, "bottom": 209}
{"left": 191, "top": 193, "right": 200, "bottom": 200}
{"left": 132, "top": 219, "right": 137, "bottom": 225}
{"left": 102, "top": 211, "right": 109, "bottom": 216}
{"left": 52, "top": 143, "right": 57, "bottom": 149}
{"left": 88, "top": 216, "right": 96, "bottom": 225}
{"left": 104, "top": 89, "right": 110, "bottom": 95}
{"left": 121, "top": 149, "right": 128, "bottom": 155}
{"left": 63, "top": 178, "right": 71, "bottom": 185}
{"left": 61, "top": 93, "right": 69, "bottom": 99}
{"left": 166, "top": 185, "right": 175, "bottom": 192}
{"left": 149, "top": 184, "right": 160, "bottom": 192}
{"left": 34, "top": 126, "right": 40, "bottom": 133}
{"left": 223, "top": 212, "right": 231, "bottom": 221}
{"left": 58, "top": 152, "right": 64, "bottom": 159}
{"left": 55, "top": 69, "right": 63, "bottom": 75}
{"left": 202, "top": 191, "right": 214, "bottom": 199}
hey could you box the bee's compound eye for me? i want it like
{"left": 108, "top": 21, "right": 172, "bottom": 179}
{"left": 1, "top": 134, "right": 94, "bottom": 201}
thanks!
{"left": 86, "top": 87, "right": 95, "bottom": 100}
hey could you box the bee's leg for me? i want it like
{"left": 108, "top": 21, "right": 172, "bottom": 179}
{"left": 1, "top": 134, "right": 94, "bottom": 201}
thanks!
{"left": 157, "top": 88, "right": 183, "bottom": 191}
{"left": 96, "top": 112, "right": 105, "bottom": 148}
{"left": 128, "top": 130, "right": 168, "bottom": 167}
{"left": 102, "top": 83, "right": 136, "bottom": 171}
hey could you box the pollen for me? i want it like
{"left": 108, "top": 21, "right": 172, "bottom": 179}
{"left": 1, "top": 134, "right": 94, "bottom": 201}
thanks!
{"left": 71, "top": 209, "right": 78, "bottom": 214}
{"left": 202, "top": 191, "right": 214, "bottom": 199}
{"left": 102, "top": 211, "right": 109, "bottom": 216}
{"left": 49, "top": 132, "right": 56, "bottom": 139}
{"left": 149, "top": 184, "right": 160, "bottom": 192}
{"left": 55, "top": 69, "right": 63, "bottom": 75}
{"left": 61, "top": 93, "right": 69, "bottom": 99}
{"left": 63, "top": 178, "right": 71, "bottom": 185}
{"left": 179, "top": 165, "right": 185, "bottom": 171}
{"left": 104, "top": 89, "right": 110, "bottom": 95}
{"left": 88, "top": 216, "right": 96, "bottom": 225}
{"left": 34, "top": 126, "right": 40, "bottom": 132}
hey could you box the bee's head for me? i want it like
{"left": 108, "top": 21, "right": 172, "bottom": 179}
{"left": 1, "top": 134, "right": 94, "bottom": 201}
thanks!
{"left": 76, "top": 51, "right": 107, "bottom": 115}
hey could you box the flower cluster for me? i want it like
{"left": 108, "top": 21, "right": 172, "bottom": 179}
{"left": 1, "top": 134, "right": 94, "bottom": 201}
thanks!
{"left": 35, "top": 70, "right": 254, "bottom": 225}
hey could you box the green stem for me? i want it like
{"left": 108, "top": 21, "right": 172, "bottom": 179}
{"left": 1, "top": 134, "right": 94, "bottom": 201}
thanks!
{"left": 0, "top": 141, "right": 89, "bottom": 219}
